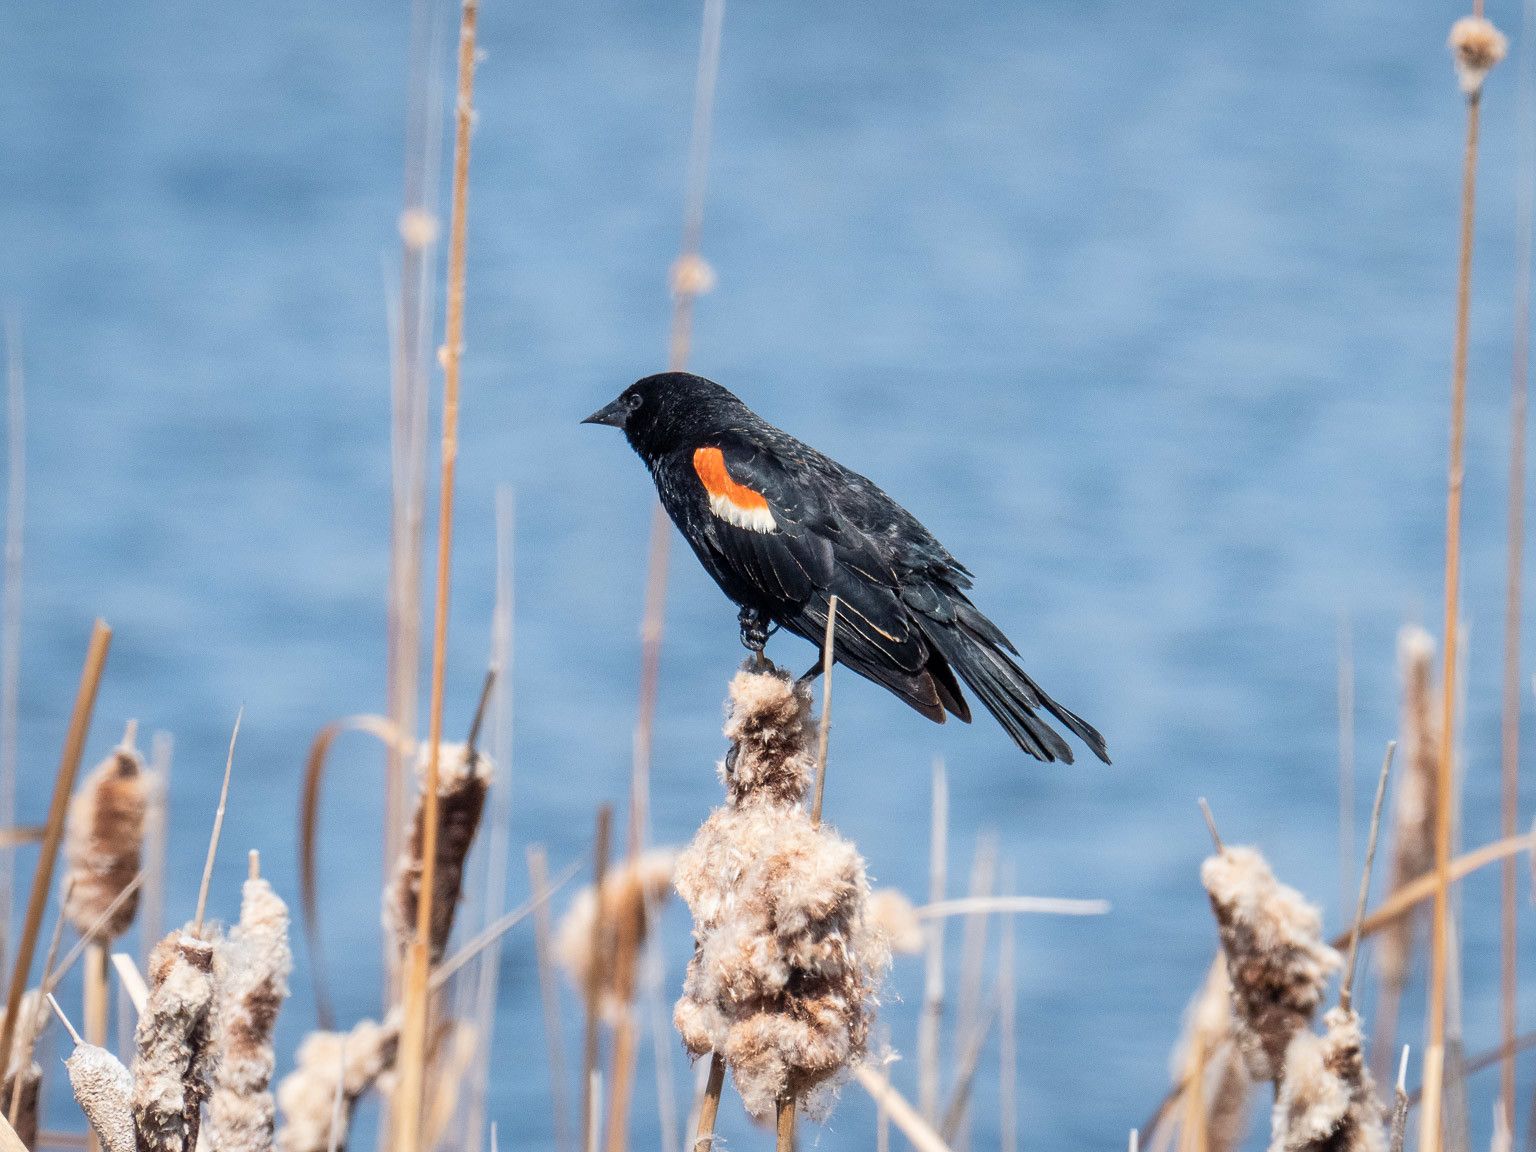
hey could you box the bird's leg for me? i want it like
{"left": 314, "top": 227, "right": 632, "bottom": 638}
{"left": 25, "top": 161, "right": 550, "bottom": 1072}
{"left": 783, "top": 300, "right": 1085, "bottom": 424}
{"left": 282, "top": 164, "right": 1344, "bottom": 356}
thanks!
{"left": 797, "top": 658, "right": 825, "bottom": 685}
{"left": 738, "top": 604, "right": 771, "bottom": 667}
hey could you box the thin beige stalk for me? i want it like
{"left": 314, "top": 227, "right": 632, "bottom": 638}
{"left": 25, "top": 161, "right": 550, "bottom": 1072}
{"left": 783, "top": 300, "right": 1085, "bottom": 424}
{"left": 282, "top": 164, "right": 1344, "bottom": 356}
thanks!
{"left": 919, "top": 759, "right": 948, "bottom": 1124}
{"left": 1426, "top": 16, "right": 1503, "bottom": 1147}
{"left": 194, "top": 709, "right": 241, "bottom": 934}
{"left": 812, "top": 597, "right": 837, "bottom": 825}
{"left": 140, "top": 734, "right": 171, "bottom": 965}
{"left": 393, "top": 0, "right": 478, "bottom": 1146}
{"left": 84, "top": 946, "right": 107, "bottom": 1152}
{"left": 0, "top": 317, "right": 23, "bottom": 962}
{"left": 581, "top": 807, "right": 612, "bottom": 1152}
{"left": 1342, "top": 743, "right": 1397, "bottom": 1012}
{"left": 527, "top": 846, "right": 573, "bottom": 1152}
{"left": 1339, "top": 614, "right": 1355, "bottom": 915}
{"left": 1391, "top": 1048, "right": 1410, "bottom": 1152}
{"left": 998, "top": 887, "right": 1017, "bottom": 1152}
{"left": 951, "top": 834, "right": 996, "bottom": 1150}
{"left": 776, "top": 1096, "right": 795, "bottom": 1151}
{"left": 1502, "top": 0, "right": 1534, "bottom": 1122}
{"left": 0, "top": 620, "right": 111, "bottom": 1065}
{"left": 852, "top": 1064, "right": 956, "bottom": 1152}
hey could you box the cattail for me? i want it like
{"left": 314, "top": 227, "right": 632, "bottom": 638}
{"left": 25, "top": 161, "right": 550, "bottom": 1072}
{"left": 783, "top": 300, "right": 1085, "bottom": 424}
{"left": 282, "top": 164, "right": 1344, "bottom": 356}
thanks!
{"left": 1202, "top": 845, "right": 1340, "bottom": 1082}
{"left": 63, "top": 733, "right": 150, "bottom": 943}
{"left": 1171, "top": 965, "right": 1252, "bottom": 1152}
{"left": 66, "top": 1042, "right": 137, "bottom": 1152}
{"left": 1375, "top": 628, "right": 1438, "bottom": 1072}
{"left": 673, "top": 663, "right": 890, "bottom": 1121}
{"left": 275, "top": 1015, "right": 400, "bottom": 1152}
{"left": 385, "top": 741, "right": 490, "bottom": 964}
{"left": 1450, "top": 16, "right": 1508, "bottom": 95}
{"left": 866, "top": 889, "right": 925, "bottom": 956}
{"left": 1, "top": 990, "right": 41, "bottom": 1149}
{"left": 132, "top": 929, "right": 219, "bottom": 1152}
{"left": 209, "top": 867, "right": 293, "bottom": 1152}
{"left": 1269, "top": 1008, "right": 1386, "bottom": 1152}
{"left": 554, "top": 846, "right": 677, "bottom": 1022}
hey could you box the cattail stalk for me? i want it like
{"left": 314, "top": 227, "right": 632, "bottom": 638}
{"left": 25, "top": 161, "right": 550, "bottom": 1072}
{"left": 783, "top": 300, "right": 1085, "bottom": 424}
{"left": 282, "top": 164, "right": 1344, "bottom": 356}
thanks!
{"left": 0, "top": 619, "right": 111, "bottom": 1066}
{"left": 1426, "top": 17, "right": 1506, "bottom": 1151}
{"left": 528, "top": 846, "right": 574, "bottom": 1152}
{"left": 392, "top": 0, "right": 477, "bottom": 1141}
{"left": 0, "top": 317, "right": 23, "bottom": 965}
{"left": 581, "top": 806, "right": 611, "bottom": 1152}
{"left": 919, "top": 760, "right": 948, "bottom": 1124}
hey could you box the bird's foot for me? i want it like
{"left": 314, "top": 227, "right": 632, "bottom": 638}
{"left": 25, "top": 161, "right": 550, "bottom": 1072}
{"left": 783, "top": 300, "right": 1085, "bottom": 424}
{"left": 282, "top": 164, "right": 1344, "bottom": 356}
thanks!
{"left": 738, "top": 605, "right": 772, "bottom": 668}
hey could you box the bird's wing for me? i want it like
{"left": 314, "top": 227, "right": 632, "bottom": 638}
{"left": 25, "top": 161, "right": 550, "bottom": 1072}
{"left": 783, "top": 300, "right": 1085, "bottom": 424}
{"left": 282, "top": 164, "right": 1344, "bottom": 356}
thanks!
{"left": 692, "top": 439, "right": 933, "bottom": 679}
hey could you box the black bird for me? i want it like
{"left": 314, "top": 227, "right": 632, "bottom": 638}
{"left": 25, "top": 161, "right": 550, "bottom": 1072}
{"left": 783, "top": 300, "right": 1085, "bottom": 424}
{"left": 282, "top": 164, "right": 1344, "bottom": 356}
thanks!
{"left": 584, "top": 372, "right": 1109, "bottom": 764}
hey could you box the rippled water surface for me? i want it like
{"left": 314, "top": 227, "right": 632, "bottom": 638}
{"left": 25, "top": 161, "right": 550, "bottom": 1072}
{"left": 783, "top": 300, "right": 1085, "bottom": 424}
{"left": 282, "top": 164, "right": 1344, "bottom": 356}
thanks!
{"left": 3, "top": 1, "right": 1534, "bottom": 1148}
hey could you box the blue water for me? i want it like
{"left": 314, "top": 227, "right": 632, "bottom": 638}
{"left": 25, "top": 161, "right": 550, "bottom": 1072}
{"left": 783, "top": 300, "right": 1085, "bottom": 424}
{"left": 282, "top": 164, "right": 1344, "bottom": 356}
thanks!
{"left": 3, "top": 0, "right": 1534, "bottom": 1147}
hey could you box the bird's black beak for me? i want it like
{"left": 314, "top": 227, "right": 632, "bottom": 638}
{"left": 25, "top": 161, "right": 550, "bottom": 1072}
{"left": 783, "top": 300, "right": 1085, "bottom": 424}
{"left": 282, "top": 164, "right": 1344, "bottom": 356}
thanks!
{"left": 582, "top": 397, "right": 629, "bottom": 428}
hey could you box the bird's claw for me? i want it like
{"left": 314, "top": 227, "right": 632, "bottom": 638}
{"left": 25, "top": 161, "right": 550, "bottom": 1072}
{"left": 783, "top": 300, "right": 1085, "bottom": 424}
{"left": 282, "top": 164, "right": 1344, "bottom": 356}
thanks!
{"left": 738, "top": 605, "right": 772, "bottom": 666}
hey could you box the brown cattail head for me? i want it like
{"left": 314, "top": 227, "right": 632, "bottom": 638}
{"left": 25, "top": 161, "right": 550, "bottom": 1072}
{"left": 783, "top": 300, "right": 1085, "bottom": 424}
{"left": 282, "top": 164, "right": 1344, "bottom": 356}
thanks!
{"left": 65, "top": 1042, "right": 137, "bottom": 1152}
{"left": 1450, "top": 16, "right": 1508, "bottom": 95}
{"left": 1202, "top": 846, "right": 1340, "bottom": 1082}
{"left": 1269, "top": 1008, "right": 1386, "bottom": 1152}
{"left": 673, "top": 663, "right": 890, "bottom": 1121}
{"left": 865, "top": 889, "right": 925, "bottom": 956}
{"left": 554, "top": 847, "right": 677, "bottom": 1022}
{"left": 275, "top": 1015, "right": 401, "bottom": 1152}
{"left": 210, "top": 874, "right": 294, "bottom": 1152}
{"left": 133, "top": 928, "right": 220, "bottom": 1152}
{"left": 63, "top": 736, "right": 151, "bottom": 942}
{"left": 385, "top": 741, "right": 491, "bottom": 964}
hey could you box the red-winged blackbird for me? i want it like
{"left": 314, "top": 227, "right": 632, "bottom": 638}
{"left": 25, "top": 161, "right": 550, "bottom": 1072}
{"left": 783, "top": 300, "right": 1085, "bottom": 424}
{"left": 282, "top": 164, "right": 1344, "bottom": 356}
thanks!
{"left": 584, "top": 372, "right": 1109, "bottom": 764}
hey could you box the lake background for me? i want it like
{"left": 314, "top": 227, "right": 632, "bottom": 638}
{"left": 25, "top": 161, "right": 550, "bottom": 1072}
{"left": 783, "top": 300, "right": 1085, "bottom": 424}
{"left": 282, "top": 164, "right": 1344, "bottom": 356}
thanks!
{"left": 1, "top": 0, "right": 1531, "bottom": 1148}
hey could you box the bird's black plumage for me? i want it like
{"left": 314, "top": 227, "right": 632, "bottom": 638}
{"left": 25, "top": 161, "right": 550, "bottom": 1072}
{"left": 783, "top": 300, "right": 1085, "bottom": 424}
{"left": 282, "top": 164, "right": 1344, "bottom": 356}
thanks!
{"left": 584, "top": 372, "right": 1109, "bottom": 764}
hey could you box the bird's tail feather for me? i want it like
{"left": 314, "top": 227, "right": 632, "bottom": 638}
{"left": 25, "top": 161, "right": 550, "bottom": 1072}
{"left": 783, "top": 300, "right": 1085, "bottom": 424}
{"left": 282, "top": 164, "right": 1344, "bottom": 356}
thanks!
{"left": 924, "top": 622, "right": 1110, "bottom": 765}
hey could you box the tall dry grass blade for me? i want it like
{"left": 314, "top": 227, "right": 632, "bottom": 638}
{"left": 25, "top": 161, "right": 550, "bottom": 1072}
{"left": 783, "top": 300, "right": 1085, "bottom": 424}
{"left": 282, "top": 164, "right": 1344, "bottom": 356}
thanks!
{"left": 140, "top": 734, "right": 171, "bottom": 968}
{"left": 811, "top": 596, "right": 837, "bottom": 826}
{"left": 0, "top": 316, "right": 23, "bottom": 967}
{"left": 852, "top": 1064, "right": 956, "bottom": 1152}
{"left": 527, "top": 846, "right": 574, "bottom": 1152}
{"left": 1343, "top": 743, "right": 1396, "bottom": 1012}
{"left": 940, "top": 994, "right": 998, "bottom": 1146}
{"left": 1503, "top": 0, "right": 1536, "bottom": 1124}
{"left": 432, "top": 860, "right": 577, "bottom": 992}
{"left": 298, "top": 715, "right": 402, "bottom": 1029}
{"left": 919, "top": 759, "right": 948, "bottom": 1124}
{"left": 393, "top": 0, "right": 480, "bottom": 1142}
{"left": 195, "top": 709, "right": 242, "bottom": 934}
{"left": 999, "top": 884, "right": 1017, "bottom": 1152}
{"left": 951, "top": 833, "right": 996, "bottom": 1150}
{"left": 1427, "top": 18, "right": 1506, "bottom": 1152}
{"left": 917, "top": 896, "right": 1109, "bottom": 920}
{"left": 581, "top": 806, "right": 612, "bottom": 1152}
{"left": 1340, "top": 614, "right": 1355, "bottom": 915}
{"left": 0, "top": 619, "right": 111, "bottom": 1065}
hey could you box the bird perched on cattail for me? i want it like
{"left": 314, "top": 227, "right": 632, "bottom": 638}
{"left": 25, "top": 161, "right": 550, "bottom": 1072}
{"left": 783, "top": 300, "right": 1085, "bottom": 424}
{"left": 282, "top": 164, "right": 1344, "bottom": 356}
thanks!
{"left": 585, "top": 372, "right": 1108, "bottom": 763}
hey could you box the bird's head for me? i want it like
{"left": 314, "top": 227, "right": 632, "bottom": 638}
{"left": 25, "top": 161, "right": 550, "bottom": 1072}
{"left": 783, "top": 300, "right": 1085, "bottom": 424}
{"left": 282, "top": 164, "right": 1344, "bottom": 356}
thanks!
{"left": 583, "top": 372, "right": 748, "bottom": 461}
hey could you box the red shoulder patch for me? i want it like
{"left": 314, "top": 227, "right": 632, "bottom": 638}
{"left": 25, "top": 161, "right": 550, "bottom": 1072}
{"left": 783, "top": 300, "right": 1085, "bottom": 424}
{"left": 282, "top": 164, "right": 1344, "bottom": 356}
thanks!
{"left": 693, "top": 447, "right": 777, "bottom": 532}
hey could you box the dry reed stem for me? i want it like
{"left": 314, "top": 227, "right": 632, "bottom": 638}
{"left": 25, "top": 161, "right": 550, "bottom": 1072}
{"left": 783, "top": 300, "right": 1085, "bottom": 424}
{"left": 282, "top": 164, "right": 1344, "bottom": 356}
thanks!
{"left": 393, "top": 0, "right": 478, "bottom": 1140}
{"left": 940, "top": 992, "right": 998, "bottom": 1147}
{"left": 84, "top": 946, "right": 107, "bottom": 1152}
{"left": 1426, "top": 19, "right": 1502, "bottom": 1146}
{"left": 919, "top": 759, "right": 947, "bottom": 1124}
{"left": 1339, "top": 615, "right": 1355, "bottom": 916}
{"left": 195, "top": 710, "right": 241, "bottom": 934}
{"left": 1342, "top": 743, "right": 1396, "bottom": 1012}
{"left": 1169, "top": 966, "right": 1250, "bottom": 1152}
{"left": 0, "top": 316, "right": 23, "bottom": 966}
{"left": 112, "top": 954, "right": 148, "bottom": 1014}
{"left": 852, "top": 1063, "right": 956, "bottom": 1152}
{"left": 916, "top": 896, "right": 1109, "bottom": 919}
{"left": 0, "top": 1110, "right": 26, "bottom": 1152}
{"left": 2, "top": 991, "right": 42, "bottom": 1148}
{"left": 1390, "top": 1049, "right": 1410, "bottom": 1152}
{"left": 776, "top": 1095, "right": 795, "bottom": 1151}
{"left": 999, "top": 908, "right": 1016, "bottom": 1152}
{"left": 64, "top": 731, "right": 148, "bottom": 944}
{"left": 811, "top": 596, "right": 837, "bottom": 825}
{"left": 141, "top": 735, "right": 171, "bottom": 968}
{"left": 0, "top": 619, "right": 111, "bottom": 1066}
{"left": 1502, "top": 0, "right": 1533, "bottom": 1120}
{"left": 277, "top": 1015, "right": 401, "bottom": 1152}
{"left": 298, "top": 715, "right": 403, "bottom": 1029}
{"left": 581, "top": 806, "right": 611, "bottom": 1152}
{"left": 132, "top": 929, "right": 218, "bottom": 1152}
{"left": 431, "top": 860, "right": 577, "bottom": 994}
{"left": 690, "top": 1054, "right": 725, "bottom": 1152}
{"left": 526, "top": 846, "right": 573, "bottom": 1152}
{"left": 209, "top": 857, "right": 293, "bottom": 1152}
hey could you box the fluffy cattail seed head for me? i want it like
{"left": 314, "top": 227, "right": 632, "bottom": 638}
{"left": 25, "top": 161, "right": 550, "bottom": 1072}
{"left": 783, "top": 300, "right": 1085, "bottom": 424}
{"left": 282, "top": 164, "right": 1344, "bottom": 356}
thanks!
{"left": 1268, "top": 1008, "right": 1386, "bottom": 1152}
{"left": 276, "top": 1015, "right": 400, "bottom": 1152}
{"left": 554, "top": 847, "right": 677, "bottom": 1022}
{"left": 1450, "top": 17, "right": 1508, "bottom": 95}
{"left": 866, "top": 889, "right": 925, "bottom": 955}
{"left": 210, "top": 872, "right": 293, "bottom": 1152}
{"left": 385, "top": 741, "right": 491, "bottom": 964}
{"left": 1202, "top": 846, "right": 1340, "bottom": 1082}
{"left": 673, "top": 663, "right": 889, "bottom": 1120}
{"left": 64, "top": 735, "right": 150, "bottom": 942}
{"left": 66, "top": 1042, "right": 137, "bottom": 1152}
{"left": 133, "top": 929, "right": 220, "bottom": 1152}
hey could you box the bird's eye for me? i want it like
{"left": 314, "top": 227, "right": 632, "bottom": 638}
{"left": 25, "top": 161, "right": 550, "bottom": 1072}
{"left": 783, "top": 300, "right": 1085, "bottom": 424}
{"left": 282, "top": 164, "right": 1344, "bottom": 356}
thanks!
{"left": 627, "top": 393, "right": 643, "bottom": 411}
